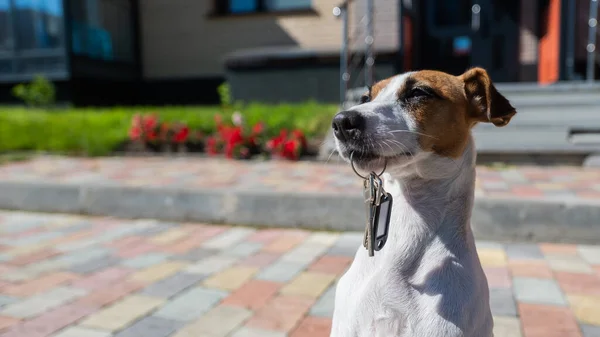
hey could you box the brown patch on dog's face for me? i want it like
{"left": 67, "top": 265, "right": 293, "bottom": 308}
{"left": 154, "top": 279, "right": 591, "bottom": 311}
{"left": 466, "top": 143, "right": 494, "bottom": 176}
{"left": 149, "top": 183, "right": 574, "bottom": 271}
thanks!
{"left": 399, "top": 70, "right": 473, "bottom": 158}
{"left": 369, "top": 77, "right": 394, "bottom": 100}
{"left": 380, "top": 68, "right": 517, "bottom": 158}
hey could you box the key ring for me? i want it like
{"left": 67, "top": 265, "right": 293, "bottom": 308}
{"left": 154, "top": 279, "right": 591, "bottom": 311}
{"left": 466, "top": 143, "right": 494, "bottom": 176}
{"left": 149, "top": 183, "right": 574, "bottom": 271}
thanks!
{"left": 350, "top": 151, "right": 387, "bottom": 179}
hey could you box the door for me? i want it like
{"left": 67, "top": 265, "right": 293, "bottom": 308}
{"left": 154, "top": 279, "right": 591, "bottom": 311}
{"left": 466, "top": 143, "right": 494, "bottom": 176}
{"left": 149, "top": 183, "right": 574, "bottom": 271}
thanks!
{"left": 418, "top": 0, "right": 519, "bottom": 82}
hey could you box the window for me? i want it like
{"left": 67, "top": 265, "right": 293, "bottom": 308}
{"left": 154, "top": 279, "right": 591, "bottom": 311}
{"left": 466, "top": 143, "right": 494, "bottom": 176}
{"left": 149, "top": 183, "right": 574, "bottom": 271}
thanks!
{"left": 0, "top": 0, "right": 11, "bottom": 52}
{"left": 69, "top": 0, "right": 134, "bottom": 62}
{"left": 13, "top": 0, "right": 65, "bottom": 50}
{"left": 217, "top": 0, "right": 312, "bottom": 15}
{"left": 0, "top": 0, "right": 68, "bottom": 79}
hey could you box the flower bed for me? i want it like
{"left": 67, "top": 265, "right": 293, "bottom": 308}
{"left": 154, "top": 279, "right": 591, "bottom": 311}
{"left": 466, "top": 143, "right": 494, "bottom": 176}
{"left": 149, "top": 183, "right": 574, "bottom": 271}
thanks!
{"left": 128, "top": 112, "right": 310, "bottom": 160}
{"left": 0, "top": 103, "right": 337, "bottom": 157}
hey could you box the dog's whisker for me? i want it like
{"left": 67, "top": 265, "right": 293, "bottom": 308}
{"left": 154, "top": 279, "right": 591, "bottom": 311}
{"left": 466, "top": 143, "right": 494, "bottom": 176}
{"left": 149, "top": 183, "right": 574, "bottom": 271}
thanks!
{"left": 387, "top": 139, "right": 414, "bottom": 157}
{"left": 388, "top": 130, "right": 438, "bottom": 140}
{"left": 325, "top": 149, "right": 336, "bottom": 164}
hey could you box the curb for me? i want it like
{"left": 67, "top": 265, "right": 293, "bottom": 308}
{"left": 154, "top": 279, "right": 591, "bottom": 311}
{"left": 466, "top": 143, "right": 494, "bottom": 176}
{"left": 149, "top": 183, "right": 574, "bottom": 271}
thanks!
{"left": 0, "top": 182, "right": 598, "bottom": 244}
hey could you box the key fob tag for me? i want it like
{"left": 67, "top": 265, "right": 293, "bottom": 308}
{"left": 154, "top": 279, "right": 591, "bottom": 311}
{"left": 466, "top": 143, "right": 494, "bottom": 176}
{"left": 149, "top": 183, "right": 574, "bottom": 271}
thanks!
{"left": 373, "top": 193, "right": 392, "bottom": 251}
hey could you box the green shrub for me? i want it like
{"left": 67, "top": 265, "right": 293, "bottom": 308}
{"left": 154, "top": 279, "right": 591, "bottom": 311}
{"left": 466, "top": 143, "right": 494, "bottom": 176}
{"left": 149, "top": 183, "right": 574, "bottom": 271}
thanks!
{"left": 0, "top": 103, "right": 338, "bottom": 156}
{"left": 11, "top": 75, "right": 57, "bottom": 108}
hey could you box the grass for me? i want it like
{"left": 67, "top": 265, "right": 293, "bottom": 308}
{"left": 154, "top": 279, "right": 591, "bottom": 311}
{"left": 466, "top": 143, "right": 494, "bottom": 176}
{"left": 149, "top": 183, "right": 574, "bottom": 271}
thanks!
{"left": 0, "top": 102, "right": 338, "bottom": 156}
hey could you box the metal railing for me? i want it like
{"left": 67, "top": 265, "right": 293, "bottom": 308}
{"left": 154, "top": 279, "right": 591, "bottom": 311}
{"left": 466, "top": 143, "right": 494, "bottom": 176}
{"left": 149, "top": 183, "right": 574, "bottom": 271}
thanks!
{"left": 334, "top": 0, "right": 374, "bottom": 107}
{"left": 587, "top": 0, "right": 598, "bottom": 82}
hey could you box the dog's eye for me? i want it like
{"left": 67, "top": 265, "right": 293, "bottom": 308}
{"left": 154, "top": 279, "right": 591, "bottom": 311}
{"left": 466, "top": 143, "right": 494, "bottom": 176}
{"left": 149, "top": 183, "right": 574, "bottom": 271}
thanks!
{"left": 360, "top": 94, "right": 371, "bottom": 104}
{"left": 406, "top": 87, "right": 432, "bottom": 100}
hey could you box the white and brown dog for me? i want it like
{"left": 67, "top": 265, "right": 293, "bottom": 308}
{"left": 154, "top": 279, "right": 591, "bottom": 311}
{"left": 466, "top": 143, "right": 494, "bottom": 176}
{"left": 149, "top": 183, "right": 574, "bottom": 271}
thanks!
{"left": 330, "top": 68, "right": 516, "bottom": 337}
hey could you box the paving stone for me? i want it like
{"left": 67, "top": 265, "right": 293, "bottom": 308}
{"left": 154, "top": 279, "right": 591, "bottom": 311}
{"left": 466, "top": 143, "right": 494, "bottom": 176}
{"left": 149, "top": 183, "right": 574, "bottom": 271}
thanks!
{"left": 203, "top": 266, "right": 258, "bottom": 291}
{"left": 578, "top": 245, "right": 600, "bottom": 265}
{"left": 484, "top": 267, "right": 512, "bottom": 288}
{"left": 79, "top": 295, "right": 164, "bottom": 332}
{"left": 113, "top": 316, "right": 184, "bottom": 337}
{"left": 129, "top": 261, "right": 187, "bottom": 283}
{"left": 223, "top": 242, "right": 263, "bottom": 258}
{"left": 555, "top": 272, "right": 600, "bottom": 296}
{"left": 547, "top": 255, "right": 594, "bottom": 274}
{"left": 56, "top": 239, "right": 99, "bottom": 253}
{"left": 72, "top": 267, "right": 133, "bottom": 291}
{"left": 51, "top": 326, "right": 112, "bottom": 337}
{"left": 513, "top": 277, "right": 567, "bottom": 306}
{"left": 280, "top": 243, "right": 329, "bottom": 265}
{"left": 280, "top": 272, "right": 336, "bottom": 299}
{"left": 0, "top": 296, "right": 18, "bottom": 309}
{"left": 239, "top": 252, "right": 280, "bottom": 268}
{"left": 490, "top": 288, "right": 518, "bottom": 317}
{"left": 55, "top": 221, "right": 92, "bottom": 235}
{"left": 508, "top": 260, "right": 553, "bottom": 279}
{"left": 142, "top": 272, "right": 206, "bottom": 298}
{"left": 172, "top": 305, "right": 252, "bottom": 337}
{"left": 153, "top": 287, "right": 228, "bottom": 322}
{"left": 202, "top": 228, "right": 255, "bottom": 250}
{"left": 327, "top": 234, "right": 361, "bottom": 257}
{"left": 2, "top": 302, "right": 98, "bottom": 337}
{"left": 505, "top": 243, "right": 545, "bottom": 260}
{"left": 1, "top": 272, "right": 79, "bottom": 297}
{"left": 1, "top": 287, "right": 87, "bottom": 319}
{"left": 262, "top": 235, "right": 308, "bottom": 254}
{"left": 149, "top": 228, "right": 191, "bottom": 245}
{"left": 540, "top": 243, "right": 580, "bottom": 256}
{"left": 76, "top": 281, "right": 145, "bottom": 308}
{"left": 475, "top": 241, "right": 505, "bottom": 250}
{"left": 8, "top": 248, "right": 61, "bottom": 266}
{"left": 477, "top": 248, "right": 508, "bottom": 267}
{"left": 493, "top": 316, "right": 523, "bottom": 337}
{"left": 246, "top": 295, "right": 315, "bottom": 332}
{"left": 222, "top": 280, "right": 282, "bottom": 310}
{"left": 308, "top": 256, "right": 352, "bottom": 276}
{"left": 519, "top": 303, "right": 582, "bottom": 337}
{"left": 230, "top": 327, "right": 286, "bottom": 337}
{"left": 56, "top": 247, "right": 113, "bottom": 268}
{"left": 184, "top": 255, "right": 238, "bottom": 275}
{"left": 171, "top": 248, "right": 217, "bottom": 262}
{"left": 568, "top": 295, "right": 600, "bottom": 326}
{"left": 121, "top": 253, "right": 169, "bottom": 269}
{"left": 0, "top": 316, "right": 19, "bottom": 332}
{"left": 309, "top": 284, "right": 336, "bottom": 318}
{"left": 255, "top": 260, "right": 306, "bottom": 283}
{"left": 69, "top": 255, "right": 121, "bottom": 274}
{"left": 135, "top": 225, "right": 173, "bottom": 237}
{"left": 9, "top": 232, "right": 63, "bottom": 247}
{"left": 289, "top": 316, "right": 332, "bottom": 337}
{"left": 581, "top": 324, "right": 600, "bottom": 337}
{"left": 305, "top": 232, "right": 339, "bottom": 246}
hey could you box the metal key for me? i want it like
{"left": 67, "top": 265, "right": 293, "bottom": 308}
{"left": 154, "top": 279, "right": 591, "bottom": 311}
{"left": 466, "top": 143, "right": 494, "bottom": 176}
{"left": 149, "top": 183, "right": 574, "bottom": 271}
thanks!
{"left": 364, "top": 173, "right": 382, "bottom": 257}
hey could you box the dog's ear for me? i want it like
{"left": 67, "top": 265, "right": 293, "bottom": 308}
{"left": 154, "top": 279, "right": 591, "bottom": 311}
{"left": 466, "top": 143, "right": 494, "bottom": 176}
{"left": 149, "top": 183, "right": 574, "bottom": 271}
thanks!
{"left": 460, "top": 67, "right": 516, "bottom": 127}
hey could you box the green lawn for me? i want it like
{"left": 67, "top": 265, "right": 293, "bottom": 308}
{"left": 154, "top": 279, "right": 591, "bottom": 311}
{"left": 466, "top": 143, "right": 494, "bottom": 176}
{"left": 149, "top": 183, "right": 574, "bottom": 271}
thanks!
{"left": 0, "top": 103, "right": 338, "bottom": 156}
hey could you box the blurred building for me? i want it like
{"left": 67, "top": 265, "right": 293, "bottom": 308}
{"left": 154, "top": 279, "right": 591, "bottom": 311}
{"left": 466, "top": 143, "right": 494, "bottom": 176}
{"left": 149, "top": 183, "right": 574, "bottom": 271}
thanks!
{"left": 0, "top": 0, "right": 597, "bottom": 105}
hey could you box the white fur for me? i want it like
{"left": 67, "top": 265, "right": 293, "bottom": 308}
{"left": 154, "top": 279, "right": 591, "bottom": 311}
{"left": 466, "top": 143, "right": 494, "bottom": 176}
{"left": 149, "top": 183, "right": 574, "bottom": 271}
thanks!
{"left": 331, "top": 75, "right": 493, "bottom": 337}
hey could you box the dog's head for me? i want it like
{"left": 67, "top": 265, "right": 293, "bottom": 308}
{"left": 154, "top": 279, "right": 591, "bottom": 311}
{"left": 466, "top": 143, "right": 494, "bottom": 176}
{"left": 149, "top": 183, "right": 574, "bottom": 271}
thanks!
{"left": 332, "top": 68, "right": 516, "bottom": 175}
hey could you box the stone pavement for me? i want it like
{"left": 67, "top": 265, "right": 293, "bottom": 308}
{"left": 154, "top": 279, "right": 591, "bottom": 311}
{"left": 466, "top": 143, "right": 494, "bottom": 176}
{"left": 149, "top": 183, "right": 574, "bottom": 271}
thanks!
{"left": 0, "top": 211, "right": 598, "bottom": 337}
{"left": 1, "top": 156, "right": 600, "bottom": 200}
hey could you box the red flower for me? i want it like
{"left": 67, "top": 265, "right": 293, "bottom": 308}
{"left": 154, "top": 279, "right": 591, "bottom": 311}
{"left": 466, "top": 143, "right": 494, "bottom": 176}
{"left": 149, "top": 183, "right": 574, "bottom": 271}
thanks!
{"left": 173, "top": 125, "right": 189, "bottom": 143}
{"left": 291, "top": 129, "right": 307, "bottom": 149}
{"left": 206, "top": 137, "right": 218, "bottom": 155}
{"left": 146, "top": 130, "right": 158, "bottom": 141}
{"left": 142, "top": 114, "right": 158, "bottom": 132}
{"left": 129, "top": 114, "right": 142, "bottom": 140}
{"left": 252, "top": 122, "right": 264, "bottom": 135}
{"left": 129, "top": 126, "right": 142, "bottom": 140}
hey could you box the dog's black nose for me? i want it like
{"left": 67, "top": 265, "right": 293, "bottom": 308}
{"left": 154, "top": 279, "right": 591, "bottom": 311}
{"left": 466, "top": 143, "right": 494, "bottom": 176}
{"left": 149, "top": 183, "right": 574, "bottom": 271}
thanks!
{"left": 332, "top": 111, "right": 365, "bottom": 141}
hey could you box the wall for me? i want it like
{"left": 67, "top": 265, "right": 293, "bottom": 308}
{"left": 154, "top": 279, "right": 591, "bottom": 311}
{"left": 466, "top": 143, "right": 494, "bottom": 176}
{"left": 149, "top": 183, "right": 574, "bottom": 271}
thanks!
{"left": 139, "top": 0, "right": 344, "bottom": 79}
